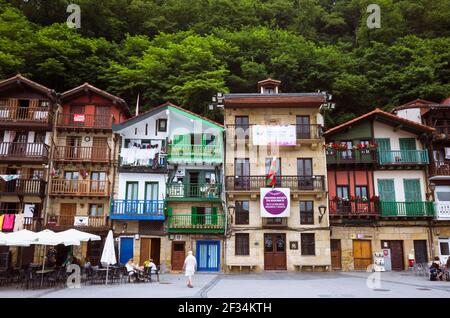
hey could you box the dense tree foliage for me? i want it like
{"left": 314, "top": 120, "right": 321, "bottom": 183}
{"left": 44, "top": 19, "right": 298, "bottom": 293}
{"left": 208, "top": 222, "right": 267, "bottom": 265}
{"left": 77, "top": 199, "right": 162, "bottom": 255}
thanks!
{"left": 2, "top": 0, "right": 450, "bottom": 127}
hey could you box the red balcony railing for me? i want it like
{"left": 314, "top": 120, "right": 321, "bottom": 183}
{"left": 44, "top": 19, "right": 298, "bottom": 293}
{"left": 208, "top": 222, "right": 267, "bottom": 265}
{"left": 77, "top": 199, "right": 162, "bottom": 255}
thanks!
{"left": 54, "top": 145, "right": 110, "bottom": 163}
{"left": 329, "top": 200, "right": 380, "bottom": 216}
{"left": 56, "top": 113, "right": 113, "bottom": 130}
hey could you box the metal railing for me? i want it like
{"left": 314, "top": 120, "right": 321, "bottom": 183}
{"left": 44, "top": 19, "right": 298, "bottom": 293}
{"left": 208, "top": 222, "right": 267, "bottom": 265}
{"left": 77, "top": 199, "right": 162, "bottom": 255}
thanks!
{"left": 166, "top": 183, "right": 222, "bottom": 200}
{"left": 167, "top": 144, "right": 222, "bottom": 162}
{"left": 0, "top": 142, "right": 49, "bottom": 161}
{"left": 225, "top": 175, "right": 325, "bottom": 191}
{"left": 377, "top": 150, "right": 429, "bottom": 165}
{"left": 435, "top": 202, "right": 450, "bottom": 220}
{"left": 379, "top": 201, "right": 435, "bottom": 217}
{"left": 54, "top": 145, "right": 110, "bottom": 163}
{"left": 50, "top": 179, "right": 110, "bottom": 196}
{"left": 110, "top": 200, "right": 165, "bottom": 220}
{"left": 167, "top": 213, "right": 225, "bottom": 233}
{"left": 56, "top": 113, "right": 113, "bottom": 129}
{"left": 329, "top": 200, "right": 379, "bottom": 215}
{"left": 0, "top": 106, "right": 51, "bottom": 123}
{"left": 326, "top": 149, "right": 377, "bottom": 164}
{"left": 226, "top": 124, "right": 322, "bottom": 142}
{"left": 0, "top": 179, "right": 46, "bottom": 196}
{"left": 45, "top": 215, "right": 109, "bottom": 228}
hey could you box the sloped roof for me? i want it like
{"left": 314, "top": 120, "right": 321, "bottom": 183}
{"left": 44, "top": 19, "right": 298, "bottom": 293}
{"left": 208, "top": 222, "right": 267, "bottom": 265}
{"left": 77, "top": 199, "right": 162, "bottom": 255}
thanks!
{"left": 324, "top": 108, "right": 435, "bottom": 137}
{"left": 61, "top": 83, "right": 130, "bottom": 115}
{"left": 0, "top": 74, "right": 56, "bottom": 99}
{"left": 113, "top": 101, "right": 223, "bottom": 131}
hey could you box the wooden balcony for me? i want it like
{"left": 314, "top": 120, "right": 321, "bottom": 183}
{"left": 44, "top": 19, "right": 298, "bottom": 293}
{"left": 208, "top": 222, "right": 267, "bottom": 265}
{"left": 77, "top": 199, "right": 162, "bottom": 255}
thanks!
{"left": 329, "top": 200, "right": 380, "bottom": 218}
{"left": 0, "top": 106, "right": 52, "bottom": 129}
{"left": 56, "top": 113, "right": 113, "bottom": 131}
{"left": 225, "top": 175, "right": 326, "bottom": 192}
{"left": 377, "top": 150, "right": 429, "bottom": 166}
{"left": 167, "top": 212, "right": 225, "bottom": 234}
{"left": 380, "top": 201, "right": 435, "bottom": 218}
{"left": 110, "top": 200, "right": 165, "bottom": 220}
{"left": 0, "top": 142, "right": 49, "bottom": 163}
{"left": 166, "top": 183, "right": 222, "bottom": 201}
{"left": 326, "top": 149, "right": 377, "bottom": 165}
{"left": 50, "top": 179, "right": 110, "bottom": 197}
{"left": 0, "top": 210, "right": 42, "bottom": 231}
{"left": 167, "top": 144, "right": 222, "bottom": 164}
{"left": 53, "top": 145, "right": 110, "bottom": 163}
{"left": 430, "top": 161, "right": 450, "bottom": 178}
{"left": 0, "top": 179, "right": 46, "bottom": 196}
{"left": 45, "top": 214, "right": 109, "bottom": 230}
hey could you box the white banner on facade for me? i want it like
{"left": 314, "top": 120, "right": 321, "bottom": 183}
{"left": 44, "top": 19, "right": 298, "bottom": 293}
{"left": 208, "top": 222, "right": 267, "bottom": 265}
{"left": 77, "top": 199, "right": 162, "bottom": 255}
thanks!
{"left": 260, "top": 188, "right": 290, "bottom": 217}
{"left": 252, "top": 125, "right": 296, "bottom": 146}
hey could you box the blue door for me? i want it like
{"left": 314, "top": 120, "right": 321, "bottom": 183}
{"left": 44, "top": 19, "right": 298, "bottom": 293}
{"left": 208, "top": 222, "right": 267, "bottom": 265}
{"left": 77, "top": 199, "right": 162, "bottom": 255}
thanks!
{"left": 196, "top": 240, "right": 220, "bottom": 272}
{"left": 119, "top": 237, "right": 134, "bottom": 265}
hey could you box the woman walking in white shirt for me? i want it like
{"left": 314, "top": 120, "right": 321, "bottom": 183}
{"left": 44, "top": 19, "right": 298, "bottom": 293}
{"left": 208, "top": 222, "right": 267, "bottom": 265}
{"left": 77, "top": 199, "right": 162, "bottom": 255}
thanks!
{"left": 183, "top": 251, "right": 197, "bottom": 288}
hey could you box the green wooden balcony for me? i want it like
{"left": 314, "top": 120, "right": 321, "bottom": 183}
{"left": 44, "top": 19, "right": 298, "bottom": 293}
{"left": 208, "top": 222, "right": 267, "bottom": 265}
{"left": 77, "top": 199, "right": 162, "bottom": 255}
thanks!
{"left": 166, "top": 183, "right": 222, "bottom": 201}
{"left": 166, "top": 144, "right": 222, "bottom": 163}
{"left": 167, "top": 213, "right": 225, "bottom": 233}
{"left": 377, "top": 150, "right": 429, "bottom": 165}
{"left": 380, "top": 201, "right": 435, "bottom": 217}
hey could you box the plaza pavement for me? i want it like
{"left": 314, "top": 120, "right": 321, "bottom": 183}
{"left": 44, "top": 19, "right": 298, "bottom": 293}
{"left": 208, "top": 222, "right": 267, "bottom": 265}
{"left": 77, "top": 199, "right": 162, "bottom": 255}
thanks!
{"left": 1, "top": 271, "right": 450, "bottom": 298}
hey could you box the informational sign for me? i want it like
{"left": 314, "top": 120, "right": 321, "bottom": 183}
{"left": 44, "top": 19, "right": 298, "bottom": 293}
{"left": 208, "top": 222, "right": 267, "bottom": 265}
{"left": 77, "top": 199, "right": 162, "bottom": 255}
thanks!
{"left": 73, "top": 114, "right": 85, "bottom": 122}
{"left": 260, "top": 188, "right": 290, "bottom": 217}
{"left": 373, "top": 252, "right": 386, "bottom": 272}
{"left": 74, "top": 216, "right": 89, "bottom": 226}
{"left": 252, "top": 125, "right": 296, "bottom": 146}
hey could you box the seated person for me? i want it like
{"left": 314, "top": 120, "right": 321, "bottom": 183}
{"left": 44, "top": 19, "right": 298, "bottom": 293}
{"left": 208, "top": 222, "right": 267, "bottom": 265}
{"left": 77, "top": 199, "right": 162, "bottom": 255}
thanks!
{"left": 430, "top": 257, "right": 443, "bottom": 281}
{"left": 83, "top": 257, "right": 92, "bottom": 269}
{"left": 144, "top": 259, "right": 158, "bottom": 274}
{"left": 126, "top": 259, "right": 140, "bottom": 282}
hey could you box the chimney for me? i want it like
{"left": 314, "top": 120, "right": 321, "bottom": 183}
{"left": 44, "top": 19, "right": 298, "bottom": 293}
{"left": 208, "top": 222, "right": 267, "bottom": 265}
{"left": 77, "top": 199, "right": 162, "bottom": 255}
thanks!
{"left": 257, "top": 78, "right": 281, "bottom": 94}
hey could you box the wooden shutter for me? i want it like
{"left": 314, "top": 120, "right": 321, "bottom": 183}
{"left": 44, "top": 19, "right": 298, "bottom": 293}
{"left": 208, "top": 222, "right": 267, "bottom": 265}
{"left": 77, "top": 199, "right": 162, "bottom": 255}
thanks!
{"left": 404, "top": 179, "right": 421, "bottom": 202}
{"left": 212, "top": 207, "right": 218, "bottom": 225}
{"left": 377, "top": 179, "right": 395, "bottom": 201}
{"left": 191, "top": 206, "right": 198, "bottom": 225}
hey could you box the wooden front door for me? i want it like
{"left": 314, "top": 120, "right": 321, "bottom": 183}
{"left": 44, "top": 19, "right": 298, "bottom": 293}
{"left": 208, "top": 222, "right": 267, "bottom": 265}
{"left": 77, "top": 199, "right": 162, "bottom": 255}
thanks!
{"left": 66, "top": 136, "right": 82, "bottom": 160}
{"left": 92, "top": 137, "right": 108, "bottom": 161}
{"left": 171, "top": 241, "right": 185, "bottom": 271}
{"left": 60, "top": 203, "right": 77, "bottom": 226}
{"left": 331, "top": 239, "right": 342, "bottom": 270}
{"left": 264, "top": 233, "right": 287, "bottom": 270}
{"left": 140, "top": 238, "right": 151, "bottom": 266}
{"left": 414, "top": 240, "right": 428, "bottom": 264}
{"left": 353, "top": 240, "right": 372, "bottom": 270}
{"left": 382, "top": 240, "right": 404, "bottom": 271}
{"left": 151, "top": 238, "right": 161, "bottom": 266}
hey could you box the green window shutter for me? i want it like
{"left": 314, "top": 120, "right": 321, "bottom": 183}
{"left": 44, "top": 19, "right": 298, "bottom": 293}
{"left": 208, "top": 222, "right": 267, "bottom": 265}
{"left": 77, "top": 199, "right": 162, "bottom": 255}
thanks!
{"left": 377, "top": 179, "right": 395, "bottom": 201}
{"left": 191, "top": 206, "right": 198, "bottom": 225}
{"left": 375, "top": 138, "right": 392, "bottom": 164}
{"left": 404, "top": 179, "right": 421, "bottom": 202}
{"left": 400, "top": 138, "right": 417, "bottom": 163}
{"left": 212, "top": 207, "right": 218, "bottom": 224}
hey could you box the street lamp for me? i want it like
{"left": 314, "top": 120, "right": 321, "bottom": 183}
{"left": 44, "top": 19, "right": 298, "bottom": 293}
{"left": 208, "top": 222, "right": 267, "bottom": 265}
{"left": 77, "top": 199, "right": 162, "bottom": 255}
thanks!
{"left": 318, "top": 205, "right": 327, "bottom": 223}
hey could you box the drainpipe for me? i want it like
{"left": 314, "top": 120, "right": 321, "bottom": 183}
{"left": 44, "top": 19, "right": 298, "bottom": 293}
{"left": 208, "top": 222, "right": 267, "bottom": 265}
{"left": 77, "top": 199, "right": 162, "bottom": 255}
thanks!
{"left": 110, "top": 133, "right": 119, "bottom": 230}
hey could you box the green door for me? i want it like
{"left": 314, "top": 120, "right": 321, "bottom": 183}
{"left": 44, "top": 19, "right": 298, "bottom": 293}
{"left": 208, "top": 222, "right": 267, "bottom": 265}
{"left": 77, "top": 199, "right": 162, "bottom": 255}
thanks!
{"left": 375, "top": 138, "right": 391, "bottom": 164}
{"left": 378, "top": 179, "right": 396, "bottom": 216}
{"left": 125, "top": 181, "right": 139, "bottom": 213}
{"left": 404, "top": 179, "right": 423, "bottom": 216}
{"left": 399, "top": 138, "right": 417, "bottom": 163}
{"left": 144, "top": 182, "right": 158, "bottom": 214}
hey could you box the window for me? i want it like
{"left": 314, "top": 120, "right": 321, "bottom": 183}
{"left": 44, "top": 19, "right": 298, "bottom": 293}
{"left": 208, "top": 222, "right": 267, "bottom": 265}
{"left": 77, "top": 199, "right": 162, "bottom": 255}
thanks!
{"left": 440, "top": 240, "right": 450, "bottom": 256}
{"left": 234, "top": 158, "right": 250, "bottom": 190}
{"left": 360, "top": 140, "right": 370, "bottom": 154}
{"left": 355, "top": 186, "right": 368, "bottom": 200}
{"left": 340, "top": 141, "right": 353, "bottom": 159}
{"left": 301, "top": 233, "right": 315, "bottom": 255}
{"left": 34, "top": 132, "right": 46, "bottom": 144}
{"left": 126, "top": 182, "right": 138, "bottom": 200}
{"left": 300, "top": 201, "right": 314, "bottom": 225}
{"left": 336, "top": 186, "right": 349, "bottom": 199}
{"left": 235, "top": 233, "right": 249, "bottom": 256}
{"left": 235, "top": 201, "right": 249, "bottom": 225}
{"left": 31, "top": 169, "right": 44, "bottom": 180}
{"left": 89, "top": 204, "right": 104, "bottom": 217}
{"left": 158, "top": 119, "right": 167, "bottom": 132}
{"left": 235, "top": 116, "right": 249, "bottom": 140}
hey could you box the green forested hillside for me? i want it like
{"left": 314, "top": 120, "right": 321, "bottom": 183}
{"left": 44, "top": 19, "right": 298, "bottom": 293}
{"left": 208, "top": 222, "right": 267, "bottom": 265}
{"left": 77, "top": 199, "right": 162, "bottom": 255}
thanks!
{"left": 2, "top": 0, "right": 450, "bottom": 126}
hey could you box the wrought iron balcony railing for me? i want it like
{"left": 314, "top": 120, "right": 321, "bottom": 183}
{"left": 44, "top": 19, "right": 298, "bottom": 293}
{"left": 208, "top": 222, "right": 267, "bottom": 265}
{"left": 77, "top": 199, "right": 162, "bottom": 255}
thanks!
{"left": 166, "top": 183, "right": 222, "bottom": 200}
{"left": 225, "top": 175, "right": 325, "bottom": 191}
{"left": 110, "top": 200, "right": 165, "bottom": 220}
{"left": 377, "top": 150, "right": 429, "bottom": 165}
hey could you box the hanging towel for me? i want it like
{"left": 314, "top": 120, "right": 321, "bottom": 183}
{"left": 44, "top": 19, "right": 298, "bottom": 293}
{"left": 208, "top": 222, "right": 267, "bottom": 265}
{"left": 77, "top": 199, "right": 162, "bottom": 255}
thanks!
{"left": 0, "top": 215, "right": 4, "bottom": 232}
{"left": 13, "top": 214, "right": 24, "bottom": 232}
{"left": 2, "top": 214, "right": 15, "bottom": 232}
{"left": 445, "top": 147, "right": 450, "bottom": 160}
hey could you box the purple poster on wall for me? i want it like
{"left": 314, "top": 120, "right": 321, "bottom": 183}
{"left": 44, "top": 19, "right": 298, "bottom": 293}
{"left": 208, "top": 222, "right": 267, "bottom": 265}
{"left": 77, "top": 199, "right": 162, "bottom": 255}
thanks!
{"left": 260, "top": 188, "right": 290, "bottom": 217}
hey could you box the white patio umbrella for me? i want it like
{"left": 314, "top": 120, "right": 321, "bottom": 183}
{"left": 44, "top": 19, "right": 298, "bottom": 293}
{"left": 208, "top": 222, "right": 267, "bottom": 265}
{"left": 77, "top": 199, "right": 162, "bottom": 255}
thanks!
{"left": 100, "top": 230, "right": 116, "bottom": 285}
{"left": 4, "top": 229, "right": 38, "bottom": 247}
{"left": 58, "top": 229, "right": 101, "bottom": 243}
{"left": 32, "top": 230, "right": 80, "bottom": 287}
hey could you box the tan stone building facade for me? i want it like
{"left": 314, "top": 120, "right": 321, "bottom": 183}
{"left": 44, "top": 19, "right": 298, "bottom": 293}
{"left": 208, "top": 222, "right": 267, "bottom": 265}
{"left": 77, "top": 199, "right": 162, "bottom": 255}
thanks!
{"left": 223, "top": 79, "right": 331, "bottom": 272}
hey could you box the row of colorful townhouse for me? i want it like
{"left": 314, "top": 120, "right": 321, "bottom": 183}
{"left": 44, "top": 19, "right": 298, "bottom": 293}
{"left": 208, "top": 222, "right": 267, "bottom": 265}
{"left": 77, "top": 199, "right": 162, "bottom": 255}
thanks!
{"left": 0, "top": 75, "right": 448, "bottom": 272}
